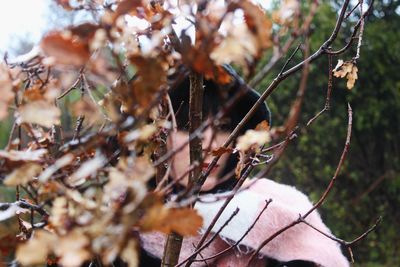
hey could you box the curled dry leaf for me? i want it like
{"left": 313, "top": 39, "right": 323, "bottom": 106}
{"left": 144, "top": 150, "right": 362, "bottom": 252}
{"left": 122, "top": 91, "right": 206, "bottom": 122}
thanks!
{"left": 0, "top": 149, "right": 47, "bottom": 162}
{"left": 121, "top": 239, "right": 139, "bottom": 267}
{"left": 140, "top": 204, "right": 203, "bottom": 236}
{"left": 16, "top": 230, "right": 56, "bottom": 266}
{"left": 0, "top": 63, "right": 14, "bottom": 120}
{"left": 54, "top": 230, "right": 91, "bottom": 267}
{"left": 123, "top": 124, "right": 157, "bottom": 143}
{"left": 211, "top": 146, "right": 234, "bottom": 157}
{"left": 49, "top": 197, "right": 68, "bottom": 229}
{"left": 38, "top": 153, "right": 74, "bottom": 182}
{"left": 67, "top": 153, "right": 106, "bottom": 186}
{"left": 255, "top": 120, "right": 270, "bottom": 131}
{"left": 272, "top": 0, "right": 299, "bottom": 26}
{"left": 333, "top": 59, "right": 359, "bottom": 90}
{"left": 211, "top": 22, "right": 258, "bottom": 69}
{"left": 238, "top": 0, "right": 272, "bottom": 50}
{"left": 41, "top": 31, "right": 90, "bottom": 66}
{"left": 3, "top": 162, "right": 42, "bottom": 186}
{"left": 71, "top": 98, "right": 104, "bottom": 125}
{"left": 236, "top": 129, "right": 271, "bottom": 152}
{"left": 17, "top": 100, "right": 61, "bottom": 128}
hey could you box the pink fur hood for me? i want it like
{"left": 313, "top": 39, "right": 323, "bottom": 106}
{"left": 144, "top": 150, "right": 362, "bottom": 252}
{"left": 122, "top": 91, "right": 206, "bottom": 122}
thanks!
{"left": 140, "top": 178, "right": 349, "bottom": 267}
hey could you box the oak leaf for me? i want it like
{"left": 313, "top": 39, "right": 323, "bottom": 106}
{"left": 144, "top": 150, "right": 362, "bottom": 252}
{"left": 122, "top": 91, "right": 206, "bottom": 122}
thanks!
{"left": 0, "top": 63, "right": 14, "bottom": 120}
{"left": 17, "top": 100, "right": 61, "bottom": 128}
{"left": 0, "top": 149, "right": 47, "bottom": 162}
{"left": 16, "top": 230, "right": 56, "bottom": 266}
{"left": 54, "top": 230, "right": 91, "bottom": 267}
{"left": 3, "top": 163, "right": 42, "bottom": 186}
{"left": 140, "top": 205, "right": 203, "bottom": 236}
{"left": 41, "top": 32, "right": 90, "bottom": 66}
{"left": 333, "top": 59, "right": 358, "bottom": 90}
{"left": 236, "top": 129, "right": 271, "bottom": 152}
{"left": 121, "top": 239, "right": 139, "bottom": 267}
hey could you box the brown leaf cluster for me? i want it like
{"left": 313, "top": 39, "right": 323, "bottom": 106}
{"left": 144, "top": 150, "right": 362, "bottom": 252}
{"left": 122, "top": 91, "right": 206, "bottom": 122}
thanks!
{"left": 0, "top": 0, "right": 279, "bottom": 265}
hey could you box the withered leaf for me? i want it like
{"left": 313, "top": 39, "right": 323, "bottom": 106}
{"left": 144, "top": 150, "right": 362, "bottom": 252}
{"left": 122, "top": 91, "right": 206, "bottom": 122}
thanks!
{"left": 56, "top": 0, "right": 73, "bottom": 10}
{"left": 236, "top": 129, "right": 271, "bottom": 152}
{"left": 3, "top": 162, "right": 42, "bottom": 186}
{"left": 16, "top": 230, "right": 56, "bottom": 266}
{"left": 0, "top": 63, "right": 14, "bottom": 120}
{"left": 121, "top": 239, "right": 139, "bottom": 267}
{"left": 238, "top": 1, "right": 272, "bottom": 51}
{"left": 54, "top": 230, "right": 91, "bottom": 267}
{"left": 140, "top": 205, "right": 203, "bottom": 236}
{"left": 211, "top": 147, "right": 234, "bottom": 157}
{"left": 38, "top": 154, "right": 74, "bottom": 182}
{"left": 67, "top": 154, "right": 106, "bottom": 186}
{"left": 113, "top": 0, "right": 142, "bottom": 22}
{"left": 210, "top": 23, "right": 258, "bottom": 69}
{"left": 129, "top": 56, "right": 167, "bottom": 109}
{"left": 272, "top": 0, "right": 299, "bottom": 26}
{"left": 41, "top": 32, "right": 90, "bottom": 66}
{"left": 255, "top": 120, "right": 270, "bottom": 131}
{"left": 0, "top": 149, "right": 47, "bottom": 162}
{"left": 71, "top": 98, "right": 103, "bottom": 125}
{"left": 17, "top": 100, "right": 61, "bottom": 128}
{"left": 333, "top": 59, "right": 358, "bottom": 90}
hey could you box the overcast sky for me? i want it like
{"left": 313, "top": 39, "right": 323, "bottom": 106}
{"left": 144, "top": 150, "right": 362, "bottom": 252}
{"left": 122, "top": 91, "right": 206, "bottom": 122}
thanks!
{"left": 0, "top": 0, "right": 272, "bottom": 57}
{"left": 0, "top": 0, "right": 50, "bottom": 55}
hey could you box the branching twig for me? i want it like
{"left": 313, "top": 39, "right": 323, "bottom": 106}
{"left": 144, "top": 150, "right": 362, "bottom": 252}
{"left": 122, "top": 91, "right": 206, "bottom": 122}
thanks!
{"left": 192, "top": 199, "right": 272, "bottom": 262}
{"left": 246, "top": 104, "right": 353, "bottom": 266}
{"left": 176, "top": 208, "right": 240, "bottom": 267}
{"left": 307, "top": 53, "right": 333, "bottom": 126}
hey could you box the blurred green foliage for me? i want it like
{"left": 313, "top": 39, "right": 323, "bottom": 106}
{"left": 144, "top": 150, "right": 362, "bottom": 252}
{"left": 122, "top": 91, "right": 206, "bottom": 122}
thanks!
{"left": 256, "top": 1, "right": 400, "bottom": 266}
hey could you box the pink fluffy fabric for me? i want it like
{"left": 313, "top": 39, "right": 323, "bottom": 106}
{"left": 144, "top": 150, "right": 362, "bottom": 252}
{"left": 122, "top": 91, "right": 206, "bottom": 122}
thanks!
{"left": 140, "top": 178, "right": 349, "bottom": 267}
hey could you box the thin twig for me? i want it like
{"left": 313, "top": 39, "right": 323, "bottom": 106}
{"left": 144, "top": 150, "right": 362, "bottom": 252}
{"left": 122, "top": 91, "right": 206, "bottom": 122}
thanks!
{"left": 246, "top": 104, "right": 353, "bottom": 266}
{"left": 307, "top": 53, "right": 333, "bottom": 126}
{"left": 192, "top": 199, "right": 272, "bottom": 262}
{"left": 176, "top": 208, "right": 240, "bottom": 267}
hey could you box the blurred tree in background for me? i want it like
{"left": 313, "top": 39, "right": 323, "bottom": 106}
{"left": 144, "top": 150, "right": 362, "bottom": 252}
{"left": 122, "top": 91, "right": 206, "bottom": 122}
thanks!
{"left": 259, "top": 1, "right": 400, "bottom": 266}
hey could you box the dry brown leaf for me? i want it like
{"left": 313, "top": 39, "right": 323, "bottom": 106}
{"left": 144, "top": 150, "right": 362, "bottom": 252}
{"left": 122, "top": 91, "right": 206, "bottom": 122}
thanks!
{"left": 129, "top": 56, "right": 167, "bottom": 109}
{"left": 0, "top": 63, "right": 14, "bottom": 120}
{"left": 41, "top": 32, "right": 90, "bottom": 66}
{"left": 113, "top": 0, "right": 142, "bottom": 22}
{"left": 0, "top": 149, "right": 47, "bottom": 162}
{"left": 140, "top": 205, "right": 203, "bottom": 236}
{"left": 236, "top": 129, "right": 271, "bottom": 152}
{"left": 17, "top": 100, "right": 61, "bottom": 128}
{"left": 3, "top": 162, "right": 42, "bottom": 186}
{"left": 71, "top": 98, "right": 103, "bottom": 125}
{"left": 211, "top": 22, "right": 258, "bottom": 69}
{"left": 347, "top": 65, "right": 358, "bottom": 89}
{"left": 123, "top": 124, "right": 157, "bottom": 143}
{"left": 211, "top": 147, "right": 234, "bottom": 157}
{"left": 238, "top": 1, "right": 272, "bottom": 51}
{"left": 255, "top": 120, "right": 270, "bottom": 131}
{"left": 38, "top": 153, "right": 74, "bottom": 182}
{"left": 56, "top": 0, "right": 73, "bottom": 10}
{"left": 54, "top": 230, "right": 91, "bottom": 267}
{"left": 121, "top": 239, "right": 139, "bottom": 267}
{"left": 67, "top": 154, "right": 106, "bottom": 186}
{"left": 49, "top": 197, "right": 68, "bottom": 229}
{"left": 16, "top": 230, "right": 56, "bottom": 266}
{"left": 333, "top": 59, "right": 358, "bottom": 90}
{"left": 272, "top": 0, "right": 299, "bottom": 26}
